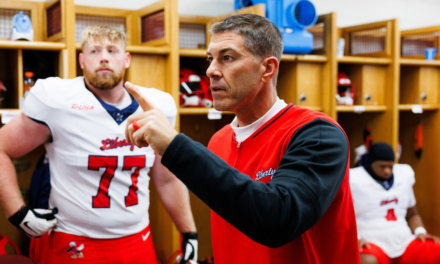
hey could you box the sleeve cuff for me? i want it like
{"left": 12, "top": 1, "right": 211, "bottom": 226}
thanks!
{"left": 162, "top": 133, "right": 190, "bottom": 168}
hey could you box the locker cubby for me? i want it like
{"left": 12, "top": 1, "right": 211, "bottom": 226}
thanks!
{"left": 23, "top": 50, "right": 60, "bottom": 82}
{"left": 398, "top": 110, "right": 440, "bottom": 235}
{"left": 0, "top": 49, "right": 19, "bottom": 109}
{"left": 338, "top": 112, "right": 392, "bottom": 167}
{"left": 278, "top": 61, "right": 323, "bottom": 108}
{"left": 126, "top": 53, "right": 168, "bottom": 92}
{"left": 180, "top": 56, "right": 209, "bottom": 78}
{"left": 338, "top": 63, "right": 387, "bottom": 106}
{"left": 400, "top": 65, "right": 440, "bottom": 105}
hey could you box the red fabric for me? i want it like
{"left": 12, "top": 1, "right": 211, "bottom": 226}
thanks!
{"left": 361, "top": 239, "right": 440, "bottom": 264}
{"left": 0, "top": 233, "right": 21, "bottom": 255}
{"left": 0, "top": 255, "right": 35, "bottom": 264}
{"left": 208, "top": 104, "right": 360, "bottom": 264}
{"left": 30, "top": 225, "right": 157, "bottom": 264}
{"left": 361, "top": 242, "right": 394, "bottom": 264}
{"left": 400, "top": 239, "right": 440, "bottom": 264}
{"left": 30, "top": 234, "right": 49, "bottom": 264}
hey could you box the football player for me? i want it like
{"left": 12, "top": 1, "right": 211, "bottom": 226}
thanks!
{"left": 0, "top": 25, "right": 197, "bottom": 264}
{"left": 350, "top": 142, "right": 440, "bottom": 264}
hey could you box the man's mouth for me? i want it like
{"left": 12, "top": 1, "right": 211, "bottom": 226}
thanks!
{"left": 211, "top": 86, "right": 224, "bottom": 92}
{"left": 97, "top": 68, "right": 113, "bottom": 73}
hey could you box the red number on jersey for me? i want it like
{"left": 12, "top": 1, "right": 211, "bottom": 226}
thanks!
{"left": 123, "top": 156, "right": 146, "bottom": 207}
{"left": 89, "top": 156, "right": 118, "bottom": 208}
{"left": 89, "top": 155, "right": 146, "bottom": 208}
{"left": 386, "top": 208, "right": 397, "bottom": 221}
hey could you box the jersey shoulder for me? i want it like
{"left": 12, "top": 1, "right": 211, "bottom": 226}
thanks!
{"left": 349, "top": 166, "right": 372, "bottom": 185}
{"left": 29, "top": 77, "right": 85, "bottom": 102}
{"left": 136, "top": 86, "right": 177, "bottom": 117}
{"left": 393, "top": 164, "right": 415, "bottom": 185}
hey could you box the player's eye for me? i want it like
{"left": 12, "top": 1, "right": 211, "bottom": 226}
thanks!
{"left": 224, "top": 55, "right": 233, "bottom": 61}
{"left": 207, "top": 56, "right": 213, "bottom": 63}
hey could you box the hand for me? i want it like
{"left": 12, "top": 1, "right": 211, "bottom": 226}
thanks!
{"left": 417, "top": 233, "right": 440, "bottom": 243}
{"left": 125, "top": 82, "right": 178, "bottom": 156}
{"left": 179, "top": 232, "right": 198, "bottom": 264}
{"left": 358, "top": 238, "right": 370, "bottom": 251}
{"left": 8, "top": 206, "right": 58, "bottom": 237}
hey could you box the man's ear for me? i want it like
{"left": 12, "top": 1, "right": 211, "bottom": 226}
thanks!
{"left": 125, "top": 52, "right": 131, "bottom": 69}
{"left": 78, "top": 53, "right": 84, "bottom": 70}
{"left": 261, "top": 56, "right": 279, "bottom": 83}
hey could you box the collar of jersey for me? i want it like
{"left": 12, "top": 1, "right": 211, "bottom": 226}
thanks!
{"left": 376, "top": 175, "right": 394, "bottom": 190}
{"left": 92, "top": 89, "right": 139, "bottom": 125}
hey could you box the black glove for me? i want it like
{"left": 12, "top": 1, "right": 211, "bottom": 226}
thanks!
{"left": 179, "top": 232, "right": 198, "bottom": 264}
{"left": 8, "top": 206, "right": 58, "bottom": 238}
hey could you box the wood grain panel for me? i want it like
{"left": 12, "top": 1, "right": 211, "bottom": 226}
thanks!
{"left": 296, "top": 62, "right": 322, "bottom": 107}
{"left": 400, "top": 66, "right": 419, "bottom": 104}
{"left": 126, "top": 54, "right": 166, "bottom": 91}
{"left": 277, "top": 61, "right": 296, "bottom": 104}
{"left": 418, "top": 67, "right": 439, "bottom": 105}
{"left": 362, "top": 65, "right": 386, "bottom": 106}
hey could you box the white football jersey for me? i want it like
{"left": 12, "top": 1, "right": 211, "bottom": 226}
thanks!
{"left": 23, "top": 77, "right": 177, "bottom": 238}
{"left": 350, "top": 165, "right": 416, "bottom": 258}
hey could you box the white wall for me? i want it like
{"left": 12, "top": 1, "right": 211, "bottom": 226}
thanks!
{"left": 28, "top": 0, "right": 440, "bottom": 30}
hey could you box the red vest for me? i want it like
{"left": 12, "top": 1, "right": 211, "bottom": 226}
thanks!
{"left": 208, "top": 105, "right": 360, "bottom": 264}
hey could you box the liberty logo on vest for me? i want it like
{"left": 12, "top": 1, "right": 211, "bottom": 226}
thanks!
{"left": 255, "top": 168, "right": 276, "bottom": 182}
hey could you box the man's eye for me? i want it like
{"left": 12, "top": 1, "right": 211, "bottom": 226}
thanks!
{"left": 207, "top": 57, "right": 213, "bottom": 62}
{"left": 224, "top": 55, "right": 232, "bottom": 61}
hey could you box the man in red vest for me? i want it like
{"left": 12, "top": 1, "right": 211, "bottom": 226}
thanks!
{"left": 125, "top": 14, "right": 360, "bottom": 264}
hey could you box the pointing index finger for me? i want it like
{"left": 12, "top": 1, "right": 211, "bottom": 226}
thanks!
{"left": 125, "top": 81, "right": 155, "bottom": 112}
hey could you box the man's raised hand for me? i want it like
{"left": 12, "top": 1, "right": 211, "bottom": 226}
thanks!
{"left": 125, "top": 82, "right": 178, "bottom": 156}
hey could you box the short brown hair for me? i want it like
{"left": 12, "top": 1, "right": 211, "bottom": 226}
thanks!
{"left": 209, "top": 14, "right": 283, "bottom": 86}
{"left": 210, "top": 14, "right": 283, "bottom": 63}
{"left": 81, "top": 25, "right": 127, "bottom": 51}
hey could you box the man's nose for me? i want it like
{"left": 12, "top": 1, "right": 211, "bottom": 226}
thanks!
{"left": 100, "top": 50, "right": 110, "bottom": 64}
{"left": 206, "top": 60, "right": 221, "bottom": 79}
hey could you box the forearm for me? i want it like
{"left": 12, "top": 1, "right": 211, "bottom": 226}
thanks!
{"left": 408, "top": 213, "right": 425, "bottom": 232}
{"left": 156, "top": 178, "right": 196, "bottom": 233}
{"left": 162, "top": 119, "right": 348, "bottom": 248}
{"left": 0, "top": 151, "right": 25, "bottom": 217}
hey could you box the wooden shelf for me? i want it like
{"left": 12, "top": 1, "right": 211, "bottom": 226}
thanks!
{"left": 75, "top": 42, "right": 170, "bottom": 54}
{"left": 336, "top": 105, "right": 387, "bottom": 112}
{"left": 179, "top": 48, "right": 207, "bottom": 57}
{"left": 338, "top": 56, "right": 392, "bottom": 65}
{"left": 0, "top": 40, "right": 66, "bottom": 50}
{"left": 399, "top": 104, "right": 440, "bottom": 111}
{"left": 299, "top": 106, "right": 323, "bottom": 111}
{"left": 0, "top": 109, "right": 21, "bottom": 116}
{"left": 399, "top": 59, "right": 440, "bottom": 66}
{"left": 281, "top": 54, "right": 327, "bottom": 62}
{"left": 179, "top": 107, "right": 234, "bottom": 115}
